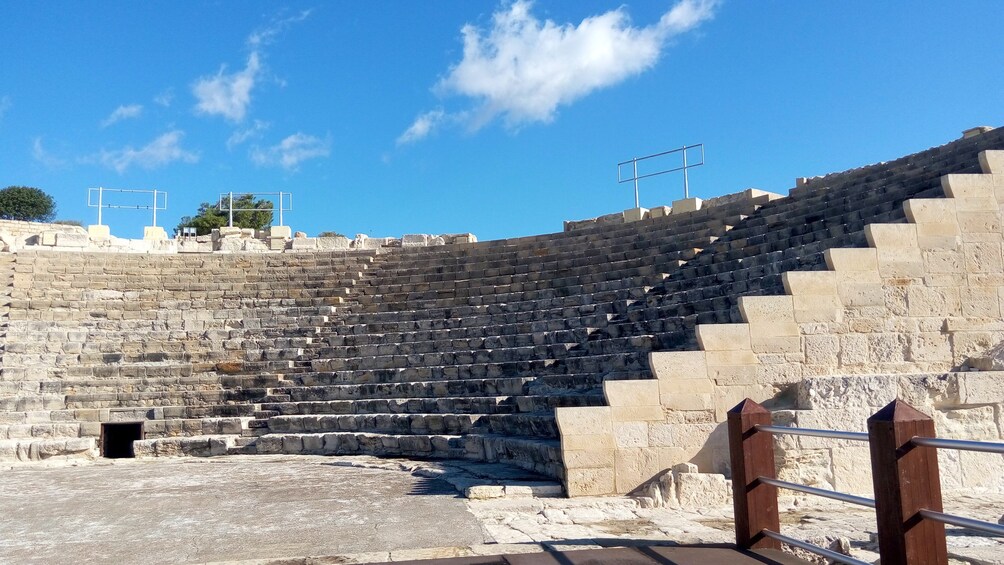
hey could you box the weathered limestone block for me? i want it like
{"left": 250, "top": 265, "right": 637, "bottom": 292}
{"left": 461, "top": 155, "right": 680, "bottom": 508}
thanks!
{"left": 957, "top": 210, "right": 1001, "bottom": 237}
{"left": 614, "top": 447, "right": 660, "bottom": 493}
{"left": 622, "top": 208, "right": 649, "bottom": 223}
{"left": 649, "top": 206, "right": 671, "bottom": 218}
{"left": 907, "top": 286, "right": 961, "bottom": 317}
{"left": 943, "top": 173, "right": 995, "bottom": 199}
{"left": 317, "top": 236, "right": 351, "bottom": 250}
{"left": 290, "top": 237, "right": 317, "bottom": 250}
{"left": 905, "top": 198, "right": 957, "bottom": 224}
{"left": 143, "top": 226, "right": 167, "bottom": 241}
{"left": 87, "top": 224, "right": 111, "bottom": 241}
{"left": 39, "top": 231, "right": 58, "bottom": 246}
{"left": 674, "top": 468, "right": 730, "bottom": 508}
{"left": 671, "top": 197, "right": 702, "bottom": 213}
{"left": 402, "top": 234, "right": 430, "bottom": 247}
{"left": 556, "top": 406, "right": 611, "bottom": 436}
{"left": 55, "top": 232, "right": 88, "bottom": 248}
{"left": 979, "top": 150, "right": 1004, "bottom": 174}
{"left": 465, "top": 485, "right": 505, "bottom": 500}
{"left": 866, "top": 223, "right": 918, "bottom": 248}
{"left": 566, "top": 467, "right": 615, "bottom": 497}
{"left": 612, "top": 422, "right": 648, "bottom": 448}
{"left": 739, "top": 295, "right": 795, "bottom": 323}
{"left": 907, "top": 333, "right": 951, "bottom": 363}
{"left": 696, "top": 324, "right": 751, "bottom": 351}
{"left": 877, "top": 247, "right": 924, "bottom": 278}
{"left": 269, "top": 225, "right": 292, "bottom": 239}
{"left": 956, "top": 371, "right": 1004, "bottom": 403}
{"left": 803, "top": 334, "right": 839, "bottom": 366}
{"left": 650, "top": 351, "right": 708, "bottom": 381}
{"left": 604, "top": 380, "right": 662, "bottom": 422}
{"left": 782, "top": 271, "right": 837, "bottom": 295}
{"left": 796, "top": 374, "right": 898, "bottom": 410}
{"left": 963, "top": 242, "right": 1003, "bottom": 274}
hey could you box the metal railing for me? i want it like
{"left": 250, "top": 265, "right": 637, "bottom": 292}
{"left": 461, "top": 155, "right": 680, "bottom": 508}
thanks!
{"left": 87, "top": 187, "right": 168, "bottom": 227}
{"left": 217, "top": 191, "right": 293, "bottom": 227}
{"left": 728, "top": 398, "right": 1004, "bottom": 565}
{"left": 617, "top": 144, "right": 704, "bottom": 208}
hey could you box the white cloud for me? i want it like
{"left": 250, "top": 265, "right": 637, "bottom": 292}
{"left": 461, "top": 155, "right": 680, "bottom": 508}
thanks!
{"left": 251, "top": 132, "right": 330, "bottom": 171}
{"left": 397, "top": 109, "right": 446, "bottom": 145}
{"left": 192, "top": 11, "right": 311, "bottom": 124}
{"left": 192, "top": 52, "right": 261, "bottom": 122}
{"left": 227, "top": 119, "right": 270, "bottom": 150}
{"left": 154, "top": 89, "right": 174, "bottom": 107}
{"left": 32, "top": 137, "right": 66, "bottom": 168}
{"left": 248, "top": 10, "right": 312, "bottom": 48}
{"left": 101, "top": 104, "right": 143, "bottom": 127}
{"left": 399, "top": 0, "right": 717, "bottom": 142}
{"left": 94, "top": 130, "right": 199, "bottom": 173}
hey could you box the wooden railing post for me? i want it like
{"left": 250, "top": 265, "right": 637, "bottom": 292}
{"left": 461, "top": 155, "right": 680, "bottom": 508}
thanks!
{"left": 868, "top": 400, "right": 947, "bottom": 565}
{"left": 728, "top": 398, "right": 781, "bottom": 550}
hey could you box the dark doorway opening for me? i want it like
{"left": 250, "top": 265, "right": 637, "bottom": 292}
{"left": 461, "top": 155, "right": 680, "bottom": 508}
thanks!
{"left": 101, "top": 422, "right": 144, "bottom": 458}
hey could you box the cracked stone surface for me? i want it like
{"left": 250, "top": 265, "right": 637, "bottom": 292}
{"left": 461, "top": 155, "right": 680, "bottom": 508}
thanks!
{"left": 2, "top": 455, "right": 1002, "bottom": 565}
{"left": 0, "top": 456, "right": 488, "bottom": 564}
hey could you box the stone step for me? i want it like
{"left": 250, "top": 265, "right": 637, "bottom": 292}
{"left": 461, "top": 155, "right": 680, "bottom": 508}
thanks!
{"left": 266, "top": 413, "right": 483, "bottom": 436}
{"left": 0, "top": 437, "right": 97, "bottom": 463}
{"left": 296, "top": 351, "right": 647, "bottom": 384}
{"left": 261, "top": 393, "right": 603, "bottom": 414}
{"left": 233, "top": 431, "right": 472, "bottom": 460}
{"left": 0, "top": 422, "right": 82, "bottom": 440}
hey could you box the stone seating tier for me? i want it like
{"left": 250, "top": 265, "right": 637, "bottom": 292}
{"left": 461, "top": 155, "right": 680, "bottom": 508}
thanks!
{"left": 3, "top": 127, "right": 1004, "bottom": 476}
{"left": 233, "top": 127, "right": 1004, "bottom": 476}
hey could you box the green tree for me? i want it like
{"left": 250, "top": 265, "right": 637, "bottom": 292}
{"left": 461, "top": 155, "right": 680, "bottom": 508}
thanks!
{"left": 317, "top": 231, "right": 346, "bottom": 238}
{"left": 177, "top": 194, "right": 273, "bottom": 236}
{"left": 0, "top": 186, "right": 56, "bottom": 222}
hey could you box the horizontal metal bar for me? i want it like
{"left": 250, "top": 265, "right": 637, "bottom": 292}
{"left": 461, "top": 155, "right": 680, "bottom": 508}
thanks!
{"left": 758, "top": 477, "right": 876, "bottom": 508}
{"left": 920, "top": 509, "right": 1004, "bottom": 536}
{"left": 88, "top": 188, "right": 159, "bottom": 194}
{"left": 617, "top": 161, "right": 704, "bottom": 184}
{"left": 616, "top": 144, "right": 703, "bottom": 167}
{"left": 911, "top": 436, "right": 1004, "bottom": 454}
{"left": 761, "top": 530, "right": 871, "bottom": 565}
{"left": 756, "top": 424, "right": 870, "bottom": 442}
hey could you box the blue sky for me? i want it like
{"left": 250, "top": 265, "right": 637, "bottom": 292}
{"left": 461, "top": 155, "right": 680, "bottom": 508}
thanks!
{"left": 1, "top": 1, "right": 1002, "bottom": 240}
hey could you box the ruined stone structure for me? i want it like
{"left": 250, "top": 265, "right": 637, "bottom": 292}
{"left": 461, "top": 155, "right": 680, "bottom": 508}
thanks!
{"left": 2, "top": 127, "right": 1003, "bottom": 501}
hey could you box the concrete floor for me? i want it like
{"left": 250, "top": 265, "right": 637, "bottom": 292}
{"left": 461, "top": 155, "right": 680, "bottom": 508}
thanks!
{"left": 0, "top": 456, "right": 488, "bottom": 564}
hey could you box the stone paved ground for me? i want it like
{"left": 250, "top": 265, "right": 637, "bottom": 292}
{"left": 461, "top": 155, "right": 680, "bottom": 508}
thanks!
{"left": 1, "top": 455, "right": 1002, "bottom": 564}
{"left": 0, "top": 456, "right": 488, "bottom": 564}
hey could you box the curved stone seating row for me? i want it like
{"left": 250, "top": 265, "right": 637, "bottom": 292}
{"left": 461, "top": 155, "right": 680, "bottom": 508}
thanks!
{"left": 3, "top": 128, "right": 1003, "bottom": 478}
{"left": 231, "top": 128, "right": 1004, "bottom": 479}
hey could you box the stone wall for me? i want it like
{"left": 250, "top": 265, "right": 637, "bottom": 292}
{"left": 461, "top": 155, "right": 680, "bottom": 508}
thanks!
{"left": 563, "top": 189, "right": 782, "bottom": 232}
{"left": 0, "top": 220, "right": 86, "bottom": 250}
{"left": 556, "top": 150, "right": 1004, "bottom": 497}
{"left": 0, "top": 219, "right": 83, "bottom": 239}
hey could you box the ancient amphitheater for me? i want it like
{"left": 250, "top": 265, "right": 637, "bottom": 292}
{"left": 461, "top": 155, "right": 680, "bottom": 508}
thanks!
{"left": 3, "top": 126, "right": 1004, "bottom": 520}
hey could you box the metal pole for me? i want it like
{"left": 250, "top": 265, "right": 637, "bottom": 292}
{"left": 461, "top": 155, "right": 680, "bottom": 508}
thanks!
{"left": 632, "top": 159, "right": 639, "bottom": 208}
{"left": 279, "top": 191, "right": 284, "bottom": 226}
{"left": 152, "top": 189, "right": 157, "bottom": 227}
{"left": 683, "top": 146, "right": 690, "bottom": 199}
{"left": 228, "top": 191, "right": 234, "bottom": 228}
{"left": 98, "top": 187, "right": 103, "bottom": 226}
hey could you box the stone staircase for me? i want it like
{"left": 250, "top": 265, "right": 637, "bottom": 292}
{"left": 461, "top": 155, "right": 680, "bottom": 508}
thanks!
{"left": 556, "top": 136, "right": 1004, "bottom": 495}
